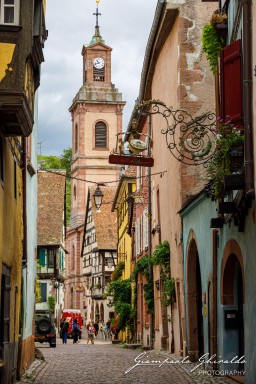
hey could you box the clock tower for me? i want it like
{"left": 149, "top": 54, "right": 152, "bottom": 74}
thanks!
{"left": 65, "top": 3, "right": 125, "bottom": 310}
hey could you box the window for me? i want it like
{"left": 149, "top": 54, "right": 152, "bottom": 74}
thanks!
{"left": 40, "top": 283, "right": 47, "bottom": 303}
{"left": 74, "top": 123, "right": 78, "bottom": 153}
{"left": 95, "top": 122, "right": 107, "bottom": 148}
{"left": 0, "top": 266, "right": 11, "bottom": 344}
{"left": 0, "top": 0, "right": 20, "bottom": 25}
{"left": 220, "top": 39, "right": 242, "bottom": 126}
{"left": 47, "top": 249, "right": 54, "bottom": 268}
{"left": 93, "top": 66, "right": 104, "bottom": 82}
{"left": 38, "top": 248, "right": 45, "bottom": 267}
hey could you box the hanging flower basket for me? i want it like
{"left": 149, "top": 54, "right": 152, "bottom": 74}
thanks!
{"left": 211, "top": 11, "right": 228, "bottom": 41}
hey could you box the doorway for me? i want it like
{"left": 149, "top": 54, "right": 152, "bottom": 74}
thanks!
{"left": 187, "top": 239, "right": 204, "bottom": 360}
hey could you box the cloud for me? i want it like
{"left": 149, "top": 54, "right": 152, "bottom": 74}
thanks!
{"left": 38, "top": 0, "right": 157, "bottom": 156}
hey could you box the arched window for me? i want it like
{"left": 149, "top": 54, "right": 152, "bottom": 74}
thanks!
{"left": 74, "top": 123, "right": 78, "bottom": 153}
{"left": 95, "top": 122, "right": 107, "bottom": 148}
{"left": 72, "top": 245, "right": 75, "bottom": 271}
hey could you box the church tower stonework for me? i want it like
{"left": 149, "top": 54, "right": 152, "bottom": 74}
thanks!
{"left": 65, "top": 7, "right": 125, "bottom": 310}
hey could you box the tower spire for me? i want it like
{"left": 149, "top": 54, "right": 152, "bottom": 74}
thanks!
{"left": 90, "top": 0, "right": 105, "bottom": 45}
{"left": 93, "top": 1, "right": 101, "bottom": 28}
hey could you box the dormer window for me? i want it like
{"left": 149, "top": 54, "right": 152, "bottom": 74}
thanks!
{"left": 0, "top": 0, "right": 20, "bottom": 25}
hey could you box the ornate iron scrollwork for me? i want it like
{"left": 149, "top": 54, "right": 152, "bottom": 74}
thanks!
{"left": 135, "top": 99, "right": 217, "bottom": 166}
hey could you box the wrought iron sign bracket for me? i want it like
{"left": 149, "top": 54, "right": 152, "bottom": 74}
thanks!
{"left": 133, "top": 99, "right": 217, "bottom": 166}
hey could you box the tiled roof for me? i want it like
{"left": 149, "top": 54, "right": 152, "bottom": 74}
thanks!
{"left": 123, "top": 165, "right": 136, "bottom": 178}
{"left": 90, "top": 186, "right": 117, "bottom": 250}
{"left": 37, "top": 170, "right": 66, "bottom": 246}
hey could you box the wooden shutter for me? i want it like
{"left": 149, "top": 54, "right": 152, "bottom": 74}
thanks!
{"left": 39, "top": 248, "right": 45, "bottom": 266}
{"left": 95, "top": 122, "right": 107, "bottom": 148}
{"left": 220, "top": 39, "right": 242, "bottom": 126}
{"left": 40, "top": 283, "right": 47, "bottom": 302}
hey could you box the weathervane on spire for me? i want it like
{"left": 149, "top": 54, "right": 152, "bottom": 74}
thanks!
{"left": 94, "top": 0, "right": 101, "bottom": 28}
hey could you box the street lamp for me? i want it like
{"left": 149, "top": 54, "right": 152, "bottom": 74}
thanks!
{"left": 93, "top": 185, "right": 104, "bottom": 211}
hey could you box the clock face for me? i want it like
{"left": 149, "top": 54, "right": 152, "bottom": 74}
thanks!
{"left": 93, "top": 57, "right": 105, "bottom": 69}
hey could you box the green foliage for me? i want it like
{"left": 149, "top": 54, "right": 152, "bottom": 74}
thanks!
{"left": 206, "top": 123, "right": 244, "bottom": 199}
{"left": 115, "top": 303, "right": 136, "bottom": 331}
{"left": 202, "top": 23, "right": 223, "bottom": 74}
{"left": 59, "top": 148, "right": 72, "bottom": 177}
{"left": 36, "top": 262, "right": 42, "bottom": 303}
{"left": 106, "top": 279, "right": 131, "bottom": 306}
{"left": 112, "top": 261, "right": 125, "bottom": 281}
{"left": 131, "top": 255, "right": 150, "bottom": 281}
{"left": 162, "top": 277, "right": 176, "bottom": 307}
{"left": 106, "top": 279, "right": 135, "bottom": 332}
{"left": 151, "top": 241, "right": 170, "bottom": 273}
{"left": 47, "top": 295, "right": 55, "bottom": 313}
{"left": 143, "top": 276, "right": 154, "bottom": 314}
{"left": 38, "top": 147, "right": 72, "bottom": 224}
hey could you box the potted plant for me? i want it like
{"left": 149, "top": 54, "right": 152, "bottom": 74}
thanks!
{"left": 210, "top": 10, "right": 228, "bottom": 29}
{"left": 206, "top": 122, "right": 244, "bottom": 199}
{"left": 202, "top": 10, "right": 228, "bottom": 74}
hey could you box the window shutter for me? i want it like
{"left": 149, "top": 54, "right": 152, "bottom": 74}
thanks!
{"left": 144, "top": 209, "right": 148, "bottom": 248}
{"left": 95, "top": 122, "right": 107, "bottom": 147}
{"left": 39, "top": 248, "right": 45, "bottom": 267}
{"left": 220, "top": 39, "right": 242, "bottom": 126}
{"left": 40, "top": 283, "right": 47, "bottom": 302}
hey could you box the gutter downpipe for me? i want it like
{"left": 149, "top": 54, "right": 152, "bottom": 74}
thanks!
{"left": 212, "top": 230, "right": 218, "bottom": 373}
{"left": 22, "top": 137, "right": 27, "bottom": 266}
{"left": 147, "top": 114, "right": 154, "bottom": 349}
{"left": 243, "top": 0, "right": 254, "bottom": 198}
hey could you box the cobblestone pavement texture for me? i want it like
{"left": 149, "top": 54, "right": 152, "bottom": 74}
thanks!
{"left": 17, "top": 337, "right": 237, "bottom": 384}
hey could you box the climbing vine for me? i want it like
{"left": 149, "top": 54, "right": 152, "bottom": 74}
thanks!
{"left": 106, "top": 279, "right": 135, "bottom": 332}
{"left": 47, "top": 295, "right": 55, "bottom": 313}
{"left": 111, "top": 261, "right": 125, "bottom": 281}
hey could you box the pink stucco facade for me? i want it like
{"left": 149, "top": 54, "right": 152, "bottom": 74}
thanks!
{"left": 135, "top": 0, "right": 216, "bottom": 354}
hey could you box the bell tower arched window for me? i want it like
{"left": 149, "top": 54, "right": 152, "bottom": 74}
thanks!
{"left": 95, "top": 122, "right": 107, "bottom": 148}
{"left": 74, "top": 123, "right": 78, "bottom": 153}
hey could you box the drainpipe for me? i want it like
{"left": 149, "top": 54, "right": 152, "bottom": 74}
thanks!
{"left": 242, "top": 0, "right": 254, "bottom": 198}
{"left": 22, "top": 137, "right": 27, "bottom": 266}
{"left": 212, "top": 230, "right": 218, "bottom": 372}
{"left": 147, "top": 113, "right": 154, "bottom": 349}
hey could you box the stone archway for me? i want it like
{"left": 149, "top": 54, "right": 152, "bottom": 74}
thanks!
{"left": 221, "top": 240, "right": 245, "bottom": 370}
{"left": 100, "top": 303, "right": 104, "bottom": 322}
{"left": 95, "top": 303, "right": 99, "bottom": 322}
{"left": 186, "top": 236, "right": 204, "bottom": 361}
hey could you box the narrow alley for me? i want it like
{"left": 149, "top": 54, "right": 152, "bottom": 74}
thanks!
{"left": 17, "top": 338, "right": 236, "bottom": 384}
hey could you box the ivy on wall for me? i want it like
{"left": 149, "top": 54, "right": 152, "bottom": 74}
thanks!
{"left": 48, "top": 295, "right": 56, "bottom": 313}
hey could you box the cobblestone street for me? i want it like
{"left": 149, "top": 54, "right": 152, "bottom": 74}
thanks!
{"left": 17, "top": 337, "right": 238, "bottom": 384}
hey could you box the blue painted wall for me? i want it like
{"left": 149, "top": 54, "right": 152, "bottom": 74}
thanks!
{"left": 181, "top": 194, "right": 256, "bottom": 383}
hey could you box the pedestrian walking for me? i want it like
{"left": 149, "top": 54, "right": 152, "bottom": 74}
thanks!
{"left": 93, "top": 321, "right": 99, "bottom": 337}
{"left": 86, "top": 321, "right": 95, "bottom": 344}
{"left": 72, "top": 319, "right": 80, "bottom": 344}
{"left": 61, "top": 319, "right": 69, "bottom": 344}
{"left": 100, "top": 322, "right": 107, "bottom": 341}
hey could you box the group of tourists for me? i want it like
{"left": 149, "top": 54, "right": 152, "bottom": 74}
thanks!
{"left": 60, "top": 318, "right": 114, "bottom": 344}
{"left": 60, "top": 318, "right": 81, "bottom": 344}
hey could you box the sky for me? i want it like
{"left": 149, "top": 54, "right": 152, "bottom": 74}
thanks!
{"left": 38, "top": 0, "right": 157, "bottom": 156}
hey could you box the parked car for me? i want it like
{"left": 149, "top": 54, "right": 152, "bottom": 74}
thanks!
{"left": 35, "top": 309, "right": 56, "bottom": 347}
{"left": 60, "top": 309, "right": 83, "bottom": 339}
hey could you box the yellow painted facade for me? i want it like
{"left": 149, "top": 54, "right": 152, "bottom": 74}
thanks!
{"left": 0, "top": 43, "right": 16, "bottom": 81}
{"left": 114, "top": 176, "right": 136, "bottom": 342}
{"left": 0, "top": 136, "right": 23, "bottom": 344}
